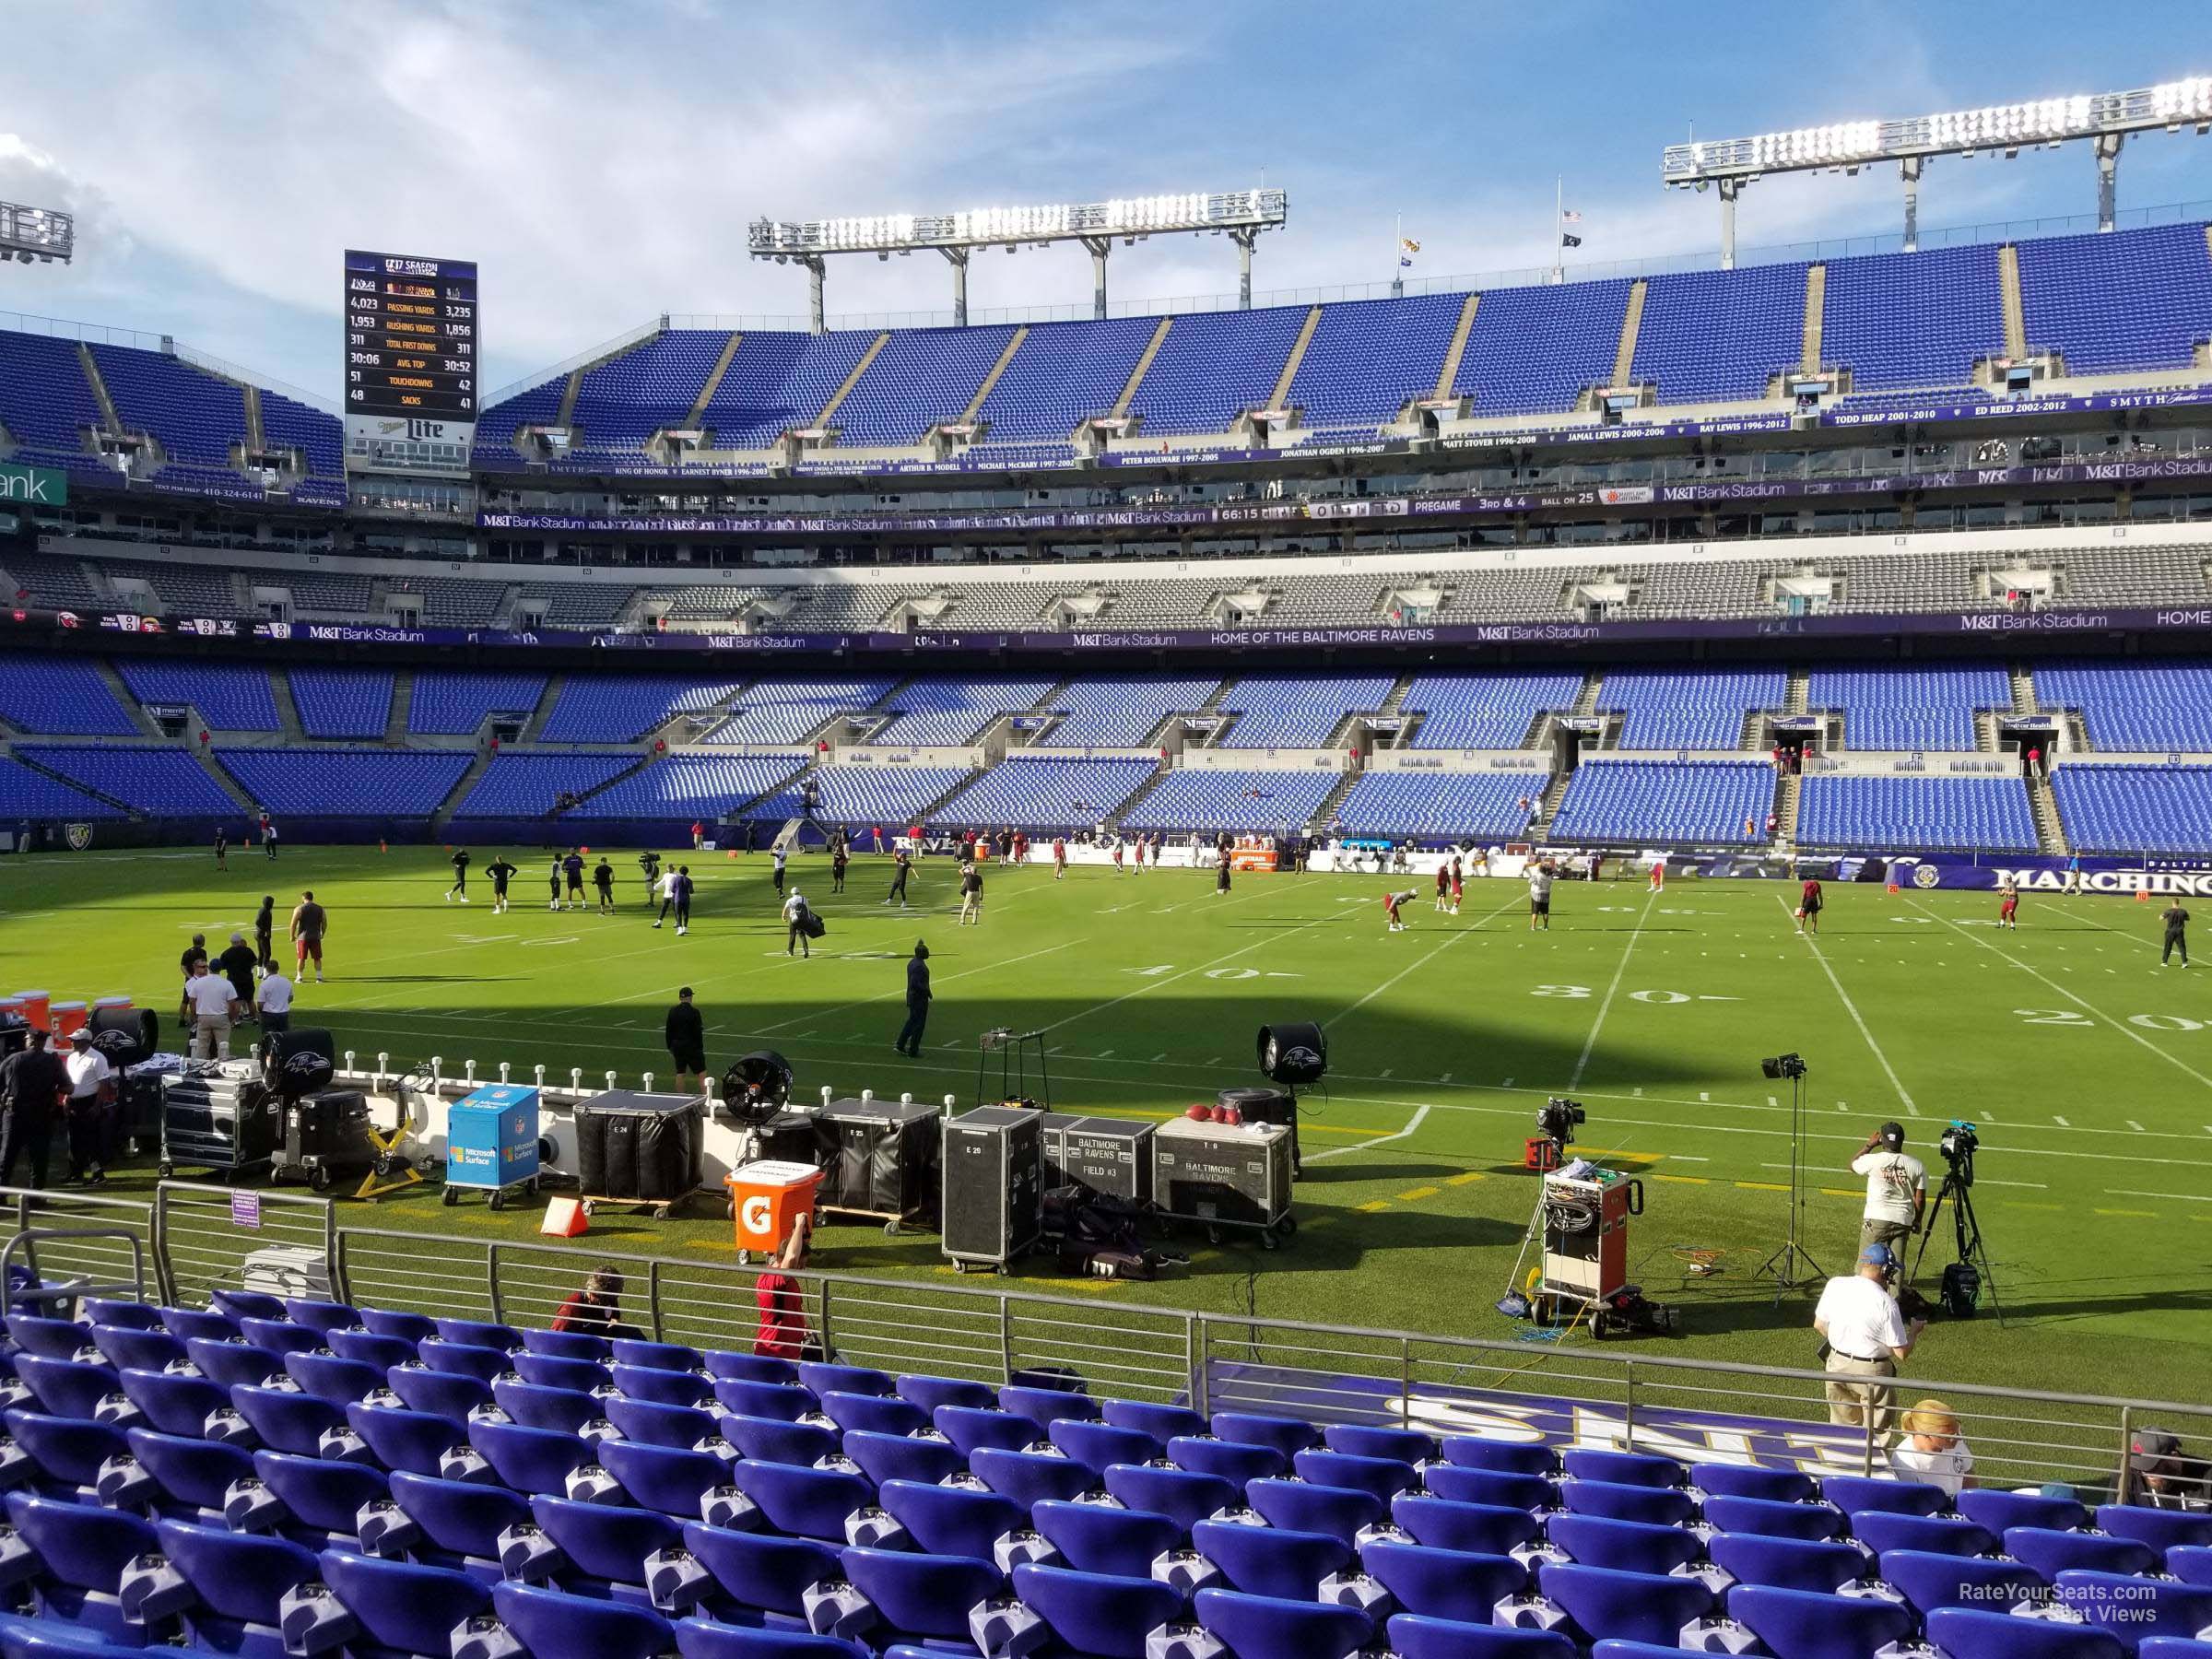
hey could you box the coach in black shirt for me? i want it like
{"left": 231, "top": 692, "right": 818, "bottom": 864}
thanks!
{"left": 0, "top": 1030, "right": 68, "bottom": 1188}
{"left": 897, "top": 941, "right": 932, "bottom": 1057}
{"left": 664, "top": 988, "right": 706, "bottom": 1093}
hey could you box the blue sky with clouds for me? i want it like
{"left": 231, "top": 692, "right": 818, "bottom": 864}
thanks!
{"left": 2, "top": 0, "right": 2206, "bottom": 402}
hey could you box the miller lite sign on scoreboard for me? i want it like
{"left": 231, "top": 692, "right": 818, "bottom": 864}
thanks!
{"left": 342, "top": 250, "right": 477, "bottom": 476}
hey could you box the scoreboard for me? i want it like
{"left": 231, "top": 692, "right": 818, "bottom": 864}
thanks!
{"left": 342, "top": 249, "right": 478, "bottom": 477}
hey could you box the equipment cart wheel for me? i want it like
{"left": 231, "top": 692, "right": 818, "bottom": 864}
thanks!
{"left": 1206, "top": 1225, "right": 1226, "bottom": 1247}
{"left": 537, "top": 1137, "right": 557, "bottom": 1165}
{"left": 1279, "top": 1214, "right": 1298, "bottom": 1235}
{"left": 488, "top": 1192, "right": 505, "bottom": 1213}
{"left": 309, "top": 1164, "right": 332, "bottom": 1194}
{"left": 124, "top": 1135, "right": 144, "bottom": 1159}
{"left": 1259, "top": 1229, "right": 1279, "bottom": 1252}
{"left": 581, "top": 1200, "right": 595, "bottom": 1218}
{"left": 883, "top": 1219, "right": 900, "bottom": 1238}
{"left": 441, "top": 1188, "right": 459, "bottom": 1207}
{"left": 157, "top": 1162, "right": 173, "bottom": 1180}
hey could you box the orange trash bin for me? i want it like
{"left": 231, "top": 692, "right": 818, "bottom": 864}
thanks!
{"left": 725, "top": 1159, "right": 825, "bottom": 1263}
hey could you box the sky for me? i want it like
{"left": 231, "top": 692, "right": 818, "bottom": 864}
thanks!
{"left": 2, "top": 0, "right": 2207, "bottom": 406}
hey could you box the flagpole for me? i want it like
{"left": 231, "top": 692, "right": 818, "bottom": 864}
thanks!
{"left": 1553, "top": 176, "right": 1564, "bottom": 285}
{"left": 1393, "top": 211, "right": 1404, "bottom": 300}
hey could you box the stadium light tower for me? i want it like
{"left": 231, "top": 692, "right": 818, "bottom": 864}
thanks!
{"left": 747, "top": 190, "right": 1288, "bottom": 330}
{"left": 1663, "top": 76, "right": 2212, "bottom": 265}
{"left": 0, "top": 199, "right": 73, "bottom": 265}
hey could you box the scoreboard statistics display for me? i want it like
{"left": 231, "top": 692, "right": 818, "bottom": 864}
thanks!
{"left": 341, "top": 249, "right": 478, "bottom": 477}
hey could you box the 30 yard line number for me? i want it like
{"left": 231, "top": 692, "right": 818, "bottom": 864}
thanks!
{"left": 1534, "top": 985, "right": 1700, "bottom": 1004}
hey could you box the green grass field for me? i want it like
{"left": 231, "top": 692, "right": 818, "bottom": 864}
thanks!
{"left": 6, "top": 845, "right": 2209, "bottom": 1406}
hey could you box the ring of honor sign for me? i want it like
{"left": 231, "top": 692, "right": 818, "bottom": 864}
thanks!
{"left": 342, "top": 250, "right": 477, "bottom": 477}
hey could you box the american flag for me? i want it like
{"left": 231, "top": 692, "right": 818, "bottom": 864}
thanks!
{"left": 1561, "top": 208, "right": 1583, "bottom": 224}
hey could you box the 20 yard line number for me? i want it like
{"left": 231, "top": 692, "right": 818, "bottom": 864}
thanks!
{"left": 2017, "top": 1007, "right": 2204, "bottom": 1031}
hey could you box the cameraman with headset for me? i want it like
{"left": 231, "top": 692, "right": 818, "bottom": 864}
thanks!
{"left": 1815, "top": 1241, "right": 1926, "bottom": 1436}
{"left": 1850, "top": 1120, "right": 1925, "bottom": 1261}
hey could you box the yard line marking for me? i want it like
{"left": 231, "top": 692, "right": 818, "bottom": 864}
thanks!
{"left": 1035, "top": 887, "right": 1325, "bottom": 1036}
{"left": 2096, "top": 1207, "right": 2157, "bottom": 1218}
{"left": 1306, "top": 1103, "right": 1433, "bottom": 1164}
{"left": 1655, "top": 1173, "right": 1710, "bottom": 1184}
{"left": 1699, "top": 1092, "right": 1711, "bottom": 1102}
{"left": 1396, "top": 1186, "right": 1441, "bottom": 1202}
{"left": 1380, "top": 1069, "right": 1394, "bottom": 1078}
{"left": 1780, "top": 896, "right": 1917, "bottom": 1115}
{"left": 1505, "top": 1077, "right": 1516, "bottom": 1088}
{"left": 1907, "top": 896, "right": 2212, "bottom": 1092}
{"left": 2127, "top": 1119, "right": 2147, "bottom": 1132}
{"left": 1356, "top": 1200, "right": 1392, "bottom": 1213}
{"left": 1149, "top": 1053, "right": 1166, "bottom": 1063}
{"left": 1736, "top": 1181, "right": 1789, "bottom": 1192}
{"left": 2053, "top": 1115, "right": 2071, "bottom": 1126}
{"left": 1098, "top": 1050, "right": 1114, "bottom": 1059}
{"left": 1324, "top": 895, "right": 1520, "bottom": 1031}
{"left": 1445, "top": 1171, "right": 1486, "bottom": 1186}
{"left": 750, "top": 937, "right": 1080, "bottom": 1035}
{"left": 1569, "top": 888, "right": 1657, "bottom": 1088}
{"left": 2108, "top": 1187, "right": 2212, "bottom": 1203}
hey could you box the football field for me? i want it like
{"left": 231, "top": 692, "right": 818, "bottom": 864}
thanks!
{"left": 5, "top": 845, "right": 2209, "bottom": 1406}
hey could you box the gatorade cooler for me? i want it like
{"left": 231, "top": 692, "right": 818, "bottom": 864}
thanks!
{"left": 49, "top": 1002, "right": 87, "bottom": 1040}
{"left": 15, "top": 992, "right": 48, "bottom": 1030}
{"left": 725, "top": 1159, "right": 825, "bottom": 1264}
{"left": 92, "top": 995, "right": 132, "bottom": 1016}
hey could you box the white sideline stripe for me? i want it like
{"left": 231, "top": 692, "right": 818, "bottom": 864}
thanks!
{"left": 1323, "top": 895, "right": 1521, "bottom": 1030}
{"left": 1569, "top": 888, "right": 1656, "bottom": 1088}
{"left": 1776, "top": 894, "right": 1918, "bottom": 1116}
{"left": 2108, "top": 1188, "right": 2212, "bottom": 1203}
{"left": 1306, "top": 1103, "right": 1433, "bottom": 1163}
{"left": 1906, "top": 897, "right": 2212, "bottom": 1093}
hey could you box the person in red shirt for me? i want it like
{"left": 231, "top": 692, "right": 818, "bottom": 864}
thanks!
{"left": 1383, "top": 888, "right": 1418, "bottom": 933}
{"left": 754, "top": 1213, "right": 816, "bottom": 1360}
{"left": 1797, "top": 876, "right": 1824, "bottom": 935}
{"left": 690, "top": 820, "right": 705, "bottom": 850}
{"left": 1052, "top": 837, "right": 1067, "bottom": 880}
{"left": 551, "top": 1265, "right": 641, "bottom": 1338}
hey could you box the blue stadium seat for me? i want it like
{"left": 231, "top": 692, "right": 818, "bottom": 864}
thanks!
{"left": 515, "top": 1353, "right": 611, "bottom": 1394}
{"left": 13, "top": 1355, "right": 120, "bottom": 1419}
{"left": 597, "top": 1441, "right": 729, "bottom": 1520}
{"left": 605, "top": 1396, "right": 718, "bottom": 1450}
{"left": 524, "top": 1494, "right": 682, "bottom": 1599}
{"left": 818, "top": 1391, "right": 927, "bottom": 1439}
{"left": 1556, "top": 1480, "right": 1697, "bottom": 1526}
{"left": 717, "top": 1412, "right": 840, "bottom": 1468}
{"left": 1849, "top": 1510, "right": 1994, "bottom": 1558}
{"left": 1047, "top": 1418, "right": 1155, "bottom": 1480}
{"left": 388, "top": 1366, "right": 496, "bottom": 1424}
{"left": 1389, "top": 1614, "right": 1578, "bottom": 1658}
{"left": 1245, "top": 1478, "right": 1382, "bottom": 1545}
{"left": 1101, "top": 1464, "right": 1236, "bottom": 1531}
{"left": 116, "top": 1427, "right": 254, "bottom": 1519}
{"left": 1168, "top": 1434, "right": 1286, "bottom": 1485}
{"left": 1209, "top": 1412, "right": 1320, "bottom": 1459}
{"left": 1703, "top": 1493, "right": 1847, "bottom": 1540}
{"left": 416, "top": 1339, "right": 512, "bottom": 1385}
{"left": 1526, "top": 1562, "right": 1712, "bottom": 1647}
{"left": 361, "top": 1311, "right": 436, "bottom": 1345}
{"left": 1821, "top": 1476, "right": 1947, "bottom": 1517}
{"left": 724, "top": 1460, "right": 871, "bottom": 1542}
{"left": 2098, "top": 1503, "right": 2212, "bottom": 1557}
{"left": 1547, "top": 1513, "right": 1700, "bottom": 1576}
{"left": 1690, "top": 1462, "right": 1816, "bottom": 1503}
{"left": 2006, "top": 1526, "right": 2163, "bottom": 1581}
{"left": 114, "top": 1367, "right": 227, "bottom": 1438}
{"left": 491, "top": 1380, "right": 603, "bottom": 1437}
{"left": 300, "top": 1548, "right": 492, "bottom": 1659}
{"left": 1324, "top": 1424, "right": 1436, "bottom": 1465}
{"left": 675, "top": 1621, "right": 866, "bottom": 1659}
{"left": 2171, "top": 1546, "right": 2212, "bottom": 1587}
{"left": 1191, "top": 1585, "right": 1374, "bottom": 1659}
{"left": 892, "top": 1373, "right": 994, "bottom": 1416}
{"left": 126, "top": 1518, "right": 319, "bottom": 1657}
{"left": 1392, "top": 1494, "right": 1543, "bottom": 1556}
{"left": 837, "top": 1430, "right": 963, "bottom": 1489}
{"left": 1008, "top": 1562, "right": 1182, "bottom": 1659}
{"left": 523, "top": 1329, "right": 612, "bottom": 1363}
{"left": 3, "top": 1491, "right": 158, "bottom": 1644}
{"left": 1000, "top": 1382, "right": 1096, "bottom": 1430}
{"left": 86, "top": 1326, "right": 182, "bottom": 1374}
{"left": 1724, "top": 1583, "right": 1917, "bottom": 1658}
{"left": 384, "top": 1470, "right": 533, "bottom": 1579}
{"left": 1441, "top": 1437, "right": 1557, "bottom": 1477}
{"left": 1034, "top": 1500, "right": 1182, "bottom": 1579}
{"left": 1362, "top": 1539, "right": 1527, "bottom": 1622}
{"left": 485, "top": 1581, "right": 676, "bottom": 1659}
{"left": 1293, "top": 1448, "right": 1418, "bottom": 1503}
{"left": 1422, "top": 1465, "right": 1557, "bottom": 1511}
{"left": 1191, "top": 1518, "right": 1349, "bottom": 1598}
{"left": 283, "top": 1351, "right": 384, "bottom": 1406}
{"left": 1880, "top": 1548, "right": 2044, "bottom": 1618}
{"left": 1924, "top": 1606, "right": 2127, "bottom": 1659}
{"left": 876, "top": 1481, "right": 1025, "bottom": 1564}
{"left": 345, "top": 1404, "right": 465, "bottom": 1476}
{"left": 330, "top": 1331, "right": 419, "bottom": 1372}
{"left": 242, "top": 1449, "right": 386, "bottom": 1547}
{"left": 2055, "top": 1571, "right": 2212, "bottom": 1652}
{"left": 973, "top": 1446, "right": 1098, "bottom": 1510}
{"left": 666, "top": 1522, "right": 840, "bottom": 1622}
{"left": 1951, "top": 1479, "right": 2086, "bottom": 1533}
{"left": 713, "top": 1379, "right": 816, "bottom": 1422}
{"left": 1705, "top": 1531, "right": 1865, "bottom": 1593}
{"left": 465, "top": 1422, "right": 593, "bottom": 1496}
{"left": 837, "top": 1546, "right": 1002, "bottom": 1644}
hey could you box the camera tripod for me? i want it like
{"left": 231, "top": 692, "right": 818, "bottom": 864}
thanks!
{"left": 1756, "top": 1062, "right": 1828, "bottom": 1298}
{"left": 1911, "top": 1157, "right": 2005, "bottom": 1326}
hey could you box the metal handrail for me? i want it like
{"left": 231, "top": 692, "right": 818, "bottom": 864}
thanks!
{"left": 0, "top": 1227, "right": 147, "bottom": 1308}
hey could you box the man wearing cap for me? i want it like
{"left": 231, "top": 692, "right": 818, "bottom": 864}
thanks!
{"left": 183, "top": 959, "right": 242, "bottom": 1061}
{"left": 1814, "top": 1242, "right": 1926, "bottom": 1437}
{"left": 2125, "top": 1428, "right": 2209, "bottom": 1510}
{"left": 1850, "top": 1122, "right": 1925, "bottom": 1261}
{"left": 664, "top": 988, "right": 706, "bottom": 1095}
{"left": 782, "top": 887, "right": 814, "bottom": 959}
{"left": 217, "top": 933, "right": 259, "bottom": 1020}
{"left": 62, "top": 1030, "right": 113, "bottom": 1187}
{"left": 0, "top": 1029, "right": 68, "bottom": 1189}
{"left": 896, "top": 941, "right": 931, "bottom": 1057}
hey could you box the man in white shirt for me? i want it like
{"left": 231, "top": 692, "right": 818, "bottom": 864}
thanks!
{"left": 1850, "top": 1122, "right": 1926, "bottom": 1258}
{"left": 1813, "top": 1242, "right": 1925, "bottom": 1436}
{"left": 183, "top": 961, "right": 241, "bottom": 1060}
{"left": 62, "top": 1030, "right": 113, "bottom": 1186}
{"left": 653, "top": 868, "right": 681, "bottom": 930}
{"left": 1527, "top": 860, "right": 1554, "bottom": 933}
{"left": 256, "top": 969, "right": 294, "bottom": 1035}
{"left": 1889, "top": 1399, "right": 1975, "bottom": 1497}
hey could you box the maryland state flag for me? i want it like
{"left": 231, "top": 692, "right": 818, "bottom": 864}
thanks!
{"left": 1398, "top": 236, "right": 1421, "bottom": 268}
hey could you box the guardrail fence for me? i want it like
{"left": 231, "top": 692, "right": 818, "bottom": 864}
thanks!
{"left": 0, "top": 1182, "right": 2203, "bottom": 1501}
